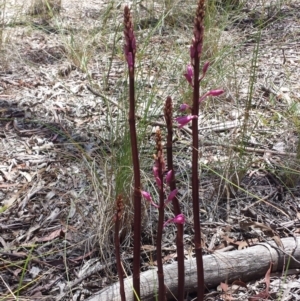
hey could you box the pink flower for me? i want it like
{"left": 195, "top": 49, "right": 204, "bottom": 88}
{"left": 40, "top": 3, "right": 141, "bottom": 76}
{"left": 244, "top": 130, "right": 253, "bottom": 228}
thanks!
{"left": 167, "top": 189, "right": 178, "bottom": 202}
{"left": 141, "top": 191, "right": 159, "bottom": 208}
{"left": 153, "top": 166, "right": 159, "bottom": 178}
{"left": 179, "top": 103, "right": 190, "bottom": 112}
{"left": 175, "top": 115, "right": 198, "bottom": 128}
{"left": 163, "top": 214, "right": 185, "bottom": 227}
{"left": 166, "top": 170, "right": 173, "bottom": 184}
{"left": 199, "top": 89, "right": 224, "bottom": 103}
{"left": 202, "top": 61, "right": 210, "bottom": 74}
{"left": 184, "top": 64, "right": 194, "bottom": 86}
{"left": 155, "top": 176, "right": 162, "bottom": 188}
{"left": 208, "top": 89, "right": 224, "bottom": 96}
{"left": 141, "top": 191, "right": 152, "bottom": 202}
{"left": 198, "top": 61, "right": 210, "bottom": 82}
{"left": 164, "top": 189, "right": 178, "bottom": 206}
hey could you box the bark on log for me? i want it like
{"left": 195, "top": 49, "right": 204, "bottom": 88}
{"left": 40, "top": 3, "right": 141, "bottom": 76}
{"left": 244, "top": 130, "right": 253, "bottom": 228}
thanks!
{"left": 86, "top": 237, "right": 300, "bottom": 301}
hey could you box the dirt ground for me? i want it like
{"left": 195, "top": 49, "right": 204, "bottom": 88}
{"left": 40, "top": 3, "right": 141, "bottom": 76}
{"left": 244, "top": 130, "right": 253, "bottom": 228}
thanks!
{"left": 0, "top": 0, "right": 300, "bottom": 300}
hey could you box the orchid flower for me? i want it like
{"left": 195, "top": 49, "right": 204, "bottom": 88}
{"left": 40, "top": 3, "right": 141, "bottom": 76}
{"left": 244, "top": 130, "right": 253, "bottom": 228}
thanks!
{"left": 163, "top": 213, "right": 185, "bottom": 227}
{"left": 164, "top": 189, "right": 178, "bottom": 206}
{"left": 167, "top": 189, "right": 178, "bottom": 202}
{"left": 141, "top": 191, "right": 159, "bottom": 208}
{"left": 175, "top": 115, "right": 198, "bottom": 128}
{"left": 166, "top": 170, "right": 173, "bottom": 185}
{"left": 153, "top": 166, "right": 159, "bottom": 178}
{"left": 199, "top": 89, "right": 224, "bottom": 103}
{"left": 155, "top": 176, "right": 162, "bottom": 188}
{"left": 199, "top": 61, "right": 210, "bottom": 82}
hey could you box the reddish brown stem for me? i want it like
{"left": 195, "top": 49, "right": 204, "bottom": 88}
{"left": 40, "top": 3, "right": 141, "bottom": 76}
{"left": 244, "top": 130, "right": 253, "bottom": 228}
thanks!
{"left": 128, "top": 73, "right": 142, "bottom": 301}
{"left": 114, "top": 195, "right": 126, "bottom": 301}
{"left": 165, "top": 97, "right": 185, "bottom": 301}
{"left": 156, "top": 179, "right": 165, "bottom": 301}
{"left": 124, "top": 6, "right": 141, "bottom": 299}
{"left": 191, "top": 49, "right": 205, "bottom": 301}
{"left": 155, "top": 130, "right": 166, "bottom": 301}
{"left": 189, "top": 1, "right": 206, "bottom": 299}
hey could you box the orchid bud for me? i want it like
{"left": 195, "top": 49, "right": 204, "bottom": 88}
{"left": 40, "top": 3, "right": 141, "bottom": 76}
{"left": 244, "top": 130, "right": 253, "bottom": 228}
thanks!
{"left": 166, "top": 170, "right": 173, "bottom": 185}
{"left": 179, "top": 103, "right": 190, "bottom": 112}
{"left": 163, "top": 189, "right": 178, "bottom": 207}
{"left": 155, "top": 176, "right": 162, "bottom": 188}
{"left": 167, "top": 189, "right": 178, "bottom": 201}
{"left": 153, "top": 166, "right": 159, "bottom": 178}
{"left": 184, "top": 64, "right": 194, "bottom": 86}
{"left": 202, "top": 61, "right": 210, "bottom": 75}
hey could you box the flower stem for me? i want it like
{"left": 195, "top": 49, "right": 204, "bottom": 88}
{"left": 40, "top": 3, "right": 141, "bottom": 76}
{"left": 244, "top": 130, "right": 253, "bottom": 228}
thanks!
{"left": 129, "top": 74, "right": 142, "bottom": 301}
{"left": 114, "top": 195, "right": 126, "bottom": 301}
{"left": 124, "top": 6, "right": 141, "bottom": 300}
{"left": 164, "top": 96, "right": 185, "bottom": 301}
{"left": 155, "top": 129, "right": 166, "bottom": 301}
{"left": 191, "top": 1, "right": 206, "bottom": 300}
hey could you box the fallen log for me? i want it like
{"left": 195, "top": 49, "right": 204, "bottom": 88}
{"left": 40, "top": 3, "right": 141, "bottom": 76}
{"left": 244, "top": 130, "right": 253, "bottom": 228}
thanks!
{"left": 85, "top": 237, "right": 300, "bottom": 301}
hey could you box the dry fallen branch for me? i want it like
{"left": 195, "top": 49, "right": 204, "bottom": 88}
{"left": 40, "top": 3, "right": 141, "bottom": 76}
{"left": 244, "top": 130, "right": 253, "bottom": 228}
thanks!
{"left": 86, "top": 237, "right": 300, "bottom": 301}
